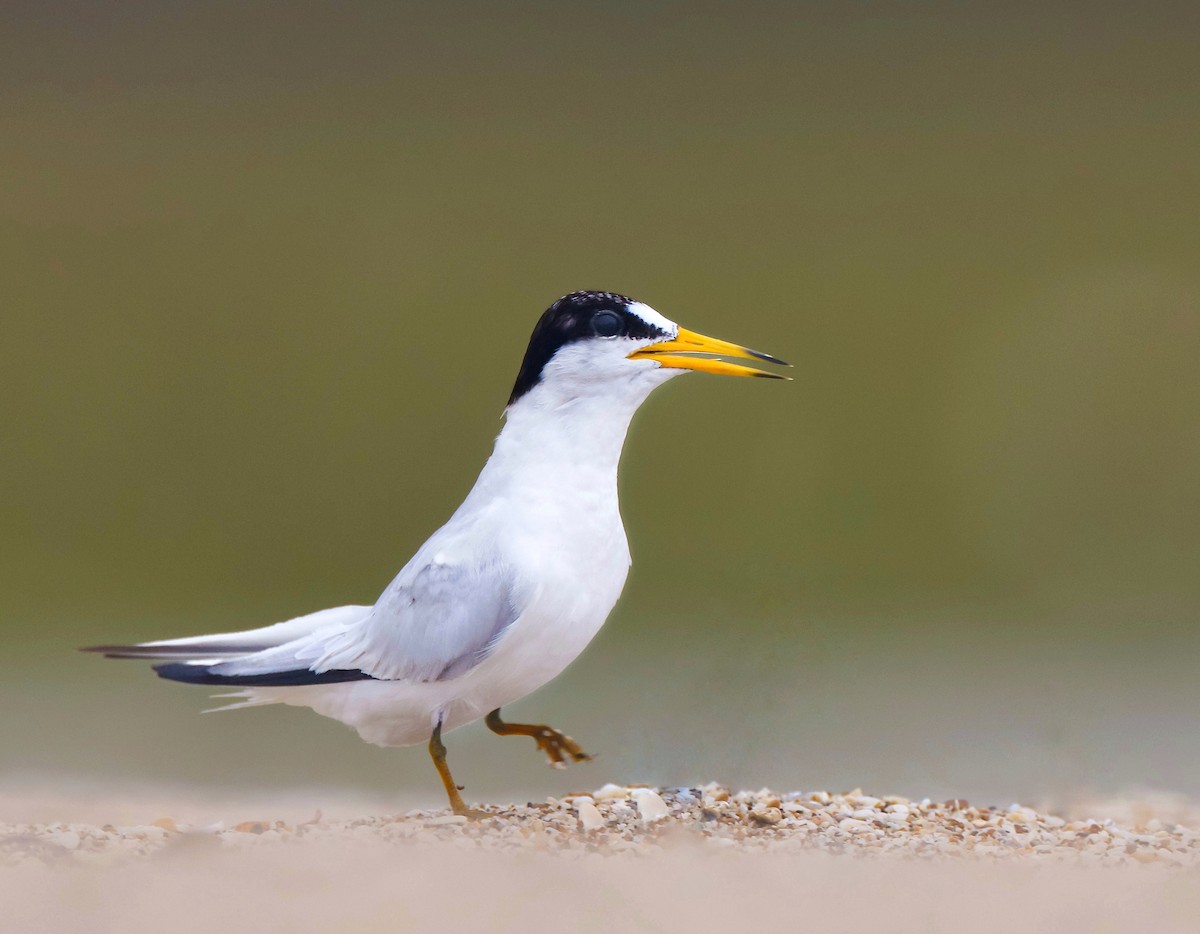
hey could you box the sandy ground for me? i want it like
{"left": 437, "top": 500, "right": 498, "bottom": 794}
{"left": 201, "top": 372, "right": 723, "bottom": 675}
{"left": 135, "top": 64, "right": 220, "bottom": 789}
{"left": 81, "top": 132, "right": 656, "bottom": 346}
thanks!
{"left": 4, "top": 782, "right": 1200, "bottom": 934}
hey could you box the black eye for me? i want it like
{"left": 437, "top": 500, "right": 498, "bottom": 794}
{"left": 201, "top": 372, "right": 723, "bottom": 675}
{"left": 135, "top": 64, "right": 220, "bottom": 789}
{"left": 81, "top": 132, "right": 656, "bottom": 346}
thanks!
{"left": 592, "top": 310, "right": 623, "bottom": 338}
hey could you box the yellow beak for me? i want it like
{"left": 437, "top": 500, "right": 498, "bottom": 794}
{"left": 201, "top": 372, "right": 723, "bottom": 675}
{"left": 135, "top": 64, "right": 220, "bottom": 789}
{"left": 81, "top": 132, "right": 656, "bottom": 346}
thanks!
{"left": 627, "top": 326, "right": 790, "bottom": 379}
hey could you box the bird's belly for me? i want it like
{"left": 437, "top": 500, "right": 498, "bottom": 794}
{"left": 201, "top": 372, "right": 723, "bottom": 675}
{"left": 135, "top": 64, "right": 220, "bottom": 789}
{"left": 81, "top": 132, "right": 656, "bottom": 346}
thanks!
{"left": 258, "top": 679, "right": 463, "bottom": 747}
{"left": 440, "top": 591, "right": 618, "bottom": 731}
{"left": 432, "top": 505, "right": 632, "bottom": 730}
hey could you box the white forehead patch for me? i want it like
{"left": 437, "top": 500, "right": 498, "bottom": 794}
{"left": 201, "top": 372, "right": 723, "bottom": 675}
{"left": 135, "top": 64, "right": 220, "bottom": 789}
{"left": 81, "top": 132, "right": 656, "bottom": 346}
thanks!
{"left": 627, "top": 301, "right": 678, "bottom": 338}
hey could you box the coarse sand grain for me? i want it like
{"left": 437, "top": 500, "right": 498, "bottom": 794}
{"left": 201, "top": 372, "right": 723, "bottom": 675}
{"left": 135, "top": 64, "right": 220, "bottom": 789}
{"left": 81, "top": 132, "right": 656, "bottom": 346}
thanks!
{"left": 4, "top": 783, "right": 1200, "bottom": 933}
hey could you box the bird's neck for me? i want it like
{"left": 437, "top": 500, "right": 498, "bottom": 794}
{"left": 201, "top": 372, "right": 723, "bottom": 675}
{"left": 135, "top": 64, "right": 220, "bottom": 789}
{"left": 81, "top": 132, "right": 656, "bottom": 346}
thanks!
{"left": 493, "top": 396, "right": 637, "bottom": 483}
{"left": 475, "top": 384, "right": 654, "bottom": 501}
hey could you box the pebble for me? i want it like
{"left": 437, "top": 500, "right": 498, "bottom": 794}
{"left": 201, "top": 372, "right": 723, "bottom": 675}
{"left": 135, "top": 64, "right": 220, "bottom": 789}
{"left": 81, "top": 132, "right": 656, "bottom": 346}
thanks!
{"left": 751, "top": 807, "right": 783, "bottom": 826}
{"left": 45, "top": 831, "right": 80, "bottom": 851}
{"left": 3, "top": 785, "right": 1197, "bottom": 867}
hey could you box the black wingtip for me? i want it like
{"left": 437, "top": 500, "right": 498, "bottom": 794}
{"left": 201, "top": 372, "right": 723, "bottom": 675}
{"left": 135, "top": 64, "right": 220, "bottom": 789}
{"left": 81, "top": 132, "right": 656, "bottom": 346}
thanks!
{"left": 81, "top": 642, "right": 278, "bottom": 660}
{"left": 80, "top": 644, "right": 133, "bottom": 657}
{"left": 153, "top": 663, "right": 377, "bottom": 687}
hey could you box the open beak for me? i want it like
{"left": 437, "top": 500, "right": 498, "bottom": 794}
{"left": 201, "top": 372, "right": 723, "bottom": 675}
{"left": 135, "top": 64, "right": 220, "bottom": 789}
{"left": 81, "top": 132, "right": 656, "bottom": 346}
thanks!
{"left": 627, "top": 326, "right": 791, "bottom": 379}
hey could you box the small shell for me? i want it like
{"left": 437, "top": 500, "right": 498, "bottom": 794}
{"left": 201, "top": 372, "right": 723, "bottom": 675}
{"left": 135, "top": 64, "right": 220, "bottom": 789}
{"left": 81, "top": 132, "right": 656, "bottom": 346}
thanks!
{"left": 575, "top": 801, "right": 605, "bottom": 832}
{"left": 593, "top": 783, "right": 632, "bottom": 801}
{"left": 633, "top": 790, "right": 670, "bottom": 824}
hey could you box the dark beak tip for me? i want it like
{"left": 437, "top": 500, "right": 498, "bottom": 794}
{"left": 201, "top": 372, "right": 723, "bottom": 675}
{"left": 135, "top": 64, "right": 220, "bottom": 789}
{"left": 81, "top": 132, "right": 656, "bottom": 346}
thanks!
{"left": 749, "top": 349, "right": 790, "bottom": 367}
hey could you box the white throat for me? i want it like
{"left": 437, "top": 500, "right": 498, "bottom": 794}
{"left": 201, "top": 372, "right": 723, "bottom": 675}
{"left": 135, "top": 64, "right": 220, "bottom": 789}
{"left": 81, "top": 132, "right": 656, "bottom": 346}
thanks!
{"left": 497, "top": 375, "right": 665, "bottom": 483}
{"left": 467, "top": 363, "right": 679, "bottom": 511}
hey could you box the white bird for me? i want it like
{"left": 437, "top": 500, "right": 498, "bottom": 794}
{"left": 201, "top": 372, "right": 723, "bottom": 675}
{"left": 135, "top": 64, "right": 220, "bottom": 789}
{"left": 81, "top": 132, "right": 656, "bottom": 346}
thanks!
{"left": 86, "top": 291, "right": 787, "bottom": 816}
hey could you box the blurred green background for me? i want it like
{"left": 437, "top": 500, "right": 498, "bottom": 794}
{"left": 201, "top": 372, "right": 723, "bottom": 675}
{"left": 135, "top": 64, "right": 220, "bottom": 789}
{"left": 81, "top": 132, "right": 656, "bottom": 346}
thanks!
{"left": 3, "top": 1, "right": 1198, "bottom": 811}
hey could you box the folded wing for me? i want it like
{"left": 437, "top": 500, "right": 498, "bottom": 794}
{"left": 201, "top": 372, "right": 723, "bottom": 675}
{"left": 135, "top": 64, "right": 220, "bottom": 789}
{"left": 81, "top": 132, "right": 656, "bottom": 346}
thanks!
{"left": 87, "top": 560, "right": 520, "bottom": 687}
{"left": 301, "top": 559, "right": 519, "bottom": 682}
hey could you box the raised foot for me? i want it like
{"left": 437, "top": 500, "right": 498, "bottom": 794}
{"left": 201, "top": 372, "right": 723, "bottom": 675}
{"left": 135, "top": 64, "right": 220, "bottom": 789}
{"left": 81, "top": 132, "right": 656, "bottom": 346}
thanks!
{"left": 532, "top": 726, "right": 593, "bottom": 769}
{"left": 484, "top": 709, "right": 594, "bottom": 769}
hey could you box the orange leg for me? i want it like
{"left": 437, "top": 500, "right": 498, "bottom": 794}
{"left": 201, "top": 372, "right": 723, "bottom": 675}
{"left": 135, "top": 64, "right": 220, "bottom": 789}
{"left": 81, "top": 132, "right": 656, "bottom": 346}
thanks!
{"left": 428, "top": 719, "right": 489, "bottom": 819}
{"left": 484, "top": 708, "right": 593, "bottom": 769}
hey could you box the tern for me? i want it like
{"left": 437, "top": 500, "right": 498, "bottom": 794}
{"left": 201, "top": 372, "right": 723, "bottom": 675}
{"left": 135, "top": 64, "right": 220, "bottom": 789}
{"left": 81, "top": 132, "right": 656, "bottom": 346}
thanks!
{"left": 86, "top": 291, "right": 787, "bottom": 816}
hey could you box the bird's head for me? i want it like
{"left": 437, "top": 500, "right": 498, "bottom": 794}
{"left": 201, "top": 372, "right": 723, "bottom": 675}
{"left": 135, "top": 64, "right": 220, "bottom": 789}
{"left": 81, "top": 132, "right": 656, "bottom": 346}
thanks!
{"left": 508, "top": 291, "right": 788, "bottom": 408}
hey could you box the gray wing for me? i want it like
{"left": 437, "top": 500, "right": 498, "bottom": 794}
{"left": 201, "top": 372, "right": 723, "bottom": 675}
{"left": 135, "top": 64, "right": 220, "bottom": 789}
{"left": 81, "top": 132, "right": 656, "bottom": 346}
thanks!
{"left": 297, "top": 558, "right": 520, "bottom": 682}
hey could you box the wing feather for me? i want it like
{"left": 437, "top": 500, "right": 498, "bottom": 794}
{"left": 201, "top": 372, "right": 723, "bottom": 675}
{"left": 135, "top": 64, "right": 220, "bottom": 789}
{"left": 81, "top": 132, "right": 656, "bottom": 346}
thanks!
{"left": 213, "top": 560, "right": 519, "bottom": 683}
{"left": 82, "top": 606, "right": 371, "bottom": 661}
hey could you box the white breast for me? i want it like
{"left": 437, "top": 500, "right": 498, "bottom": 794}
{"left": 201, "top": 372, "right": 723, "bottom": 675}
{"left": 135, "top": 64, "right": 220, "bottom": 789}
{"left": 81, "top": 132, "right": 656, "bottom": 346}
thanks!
{"left": 432, "top": 396, "right": 635, "bottom": 727}
{"left": 242, "top": 366, "right": 674, "bottom": 748}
